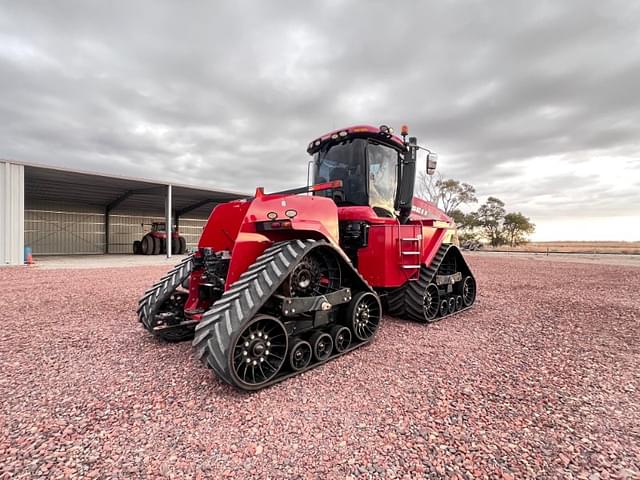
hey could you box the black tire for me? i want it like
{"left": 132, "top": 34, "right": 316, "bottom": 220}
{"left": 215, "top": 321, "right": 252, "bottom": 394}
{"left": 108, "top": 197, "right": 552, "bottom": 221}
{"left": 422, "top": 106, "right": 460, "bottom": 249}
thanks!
{"left": 179, "top": 236, "right": 187, "bottom": 254}
{"left": 141, "top": 235, "right": 153, "bottom": 255}
{"left": 171, "top": 237, "right": 180, "bottom": 255}
{"left": 310, "top": 331, "right": 333, "bottom": 362}
{"left": 289, "top": 338, "right": 312, "bottom": 371}
{"left": 133, "top": 240, "right": 142, "bottom": 255}
{"left": 330, "top": 325, "right": 351, "bottom": 353}
{"left": 152, "top": 236, "right": 162, "bottom": 255}
{"left": 347, "top": 291, "right": 381, "bottom": 341}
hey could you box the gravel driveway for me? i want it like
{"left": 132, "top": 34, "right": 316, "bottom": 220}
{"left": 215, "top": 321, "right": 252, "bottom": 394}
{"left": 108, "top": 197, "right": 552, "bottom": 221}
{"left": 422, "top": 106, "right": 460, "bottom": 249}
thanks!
{"left": 1, "top": 256, "right": 638, "bottom": 479}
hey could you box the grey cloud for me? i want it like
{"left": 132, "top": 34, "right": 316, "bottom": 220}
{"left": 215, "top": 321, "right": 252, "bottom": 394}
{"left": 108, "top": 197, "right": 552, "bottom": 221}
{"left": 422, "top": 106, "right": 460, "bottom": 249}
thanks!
{"left": 1, "top": 0, "right": 639, "bottom": 235}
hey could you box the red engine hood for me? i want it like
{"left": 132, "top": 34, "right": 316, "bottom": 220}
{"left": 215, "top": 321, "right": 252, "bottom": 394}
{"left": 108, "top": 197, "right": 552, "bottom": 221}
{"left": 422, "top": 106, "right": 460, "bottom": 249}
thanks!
{"left": 410, "top": 197, "right": 452, "bottom": 223}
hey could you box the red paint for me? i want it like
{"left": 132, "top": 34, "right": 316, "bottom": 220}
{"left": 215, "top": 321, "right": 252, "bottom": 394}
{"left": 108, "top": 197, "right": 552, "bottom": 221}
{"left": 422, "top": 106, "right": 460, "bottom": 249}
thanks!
{"left": 184, "top": 125, "right": 458, "bottom": 318}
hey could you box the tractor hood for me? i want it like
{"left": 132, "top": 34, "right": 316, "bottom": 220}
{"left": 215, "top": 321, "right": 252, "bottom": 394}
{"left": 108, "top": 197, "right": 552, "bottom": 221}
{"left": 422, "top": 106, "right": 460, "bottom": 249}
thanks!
{"left": 198, "top": 191, "right": 340, "bottom": 287}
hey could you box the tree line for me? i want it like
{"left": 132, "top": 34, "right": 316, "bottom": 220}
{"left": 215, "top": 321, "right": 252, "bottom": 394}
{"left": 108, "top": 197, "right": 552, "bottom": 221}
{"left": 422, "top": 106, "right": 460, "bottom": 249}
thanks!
{"left": 416, "top": 172, "right": 535, "bottom": 247}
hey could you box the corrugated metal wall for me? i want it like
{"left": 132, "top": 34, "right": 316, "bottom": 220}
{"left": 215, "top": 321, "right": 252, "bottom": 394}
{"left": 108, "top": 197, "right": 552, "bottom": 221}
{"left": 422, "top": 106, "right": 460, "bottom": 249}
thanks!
{"left": 25, "top": 206, "right": 105, "bottom": 254}
{"left": 0, "top": 161, "right": 25, "bottom": 265}
{"left": 25, "top": 202, "right": 207, "bottom": 255}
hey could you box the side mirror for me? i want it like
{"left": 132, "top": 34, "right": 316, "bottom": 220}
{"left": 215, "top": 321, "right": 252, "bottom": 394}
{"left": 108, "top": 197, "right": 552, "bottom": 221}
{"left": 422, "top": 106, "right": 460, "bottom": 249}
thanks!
{"left": 426, "top": 152, "right": 438, "bottom": 175}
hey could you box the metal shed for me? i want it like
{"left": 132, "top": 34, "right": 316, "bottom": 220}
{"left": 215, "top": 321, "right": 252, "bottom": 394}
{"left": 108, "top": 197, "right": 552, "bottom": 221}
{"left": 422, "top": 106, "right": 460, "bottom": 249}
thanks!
{"left": 1, "top": 159, "right": 247, "bottom": 265}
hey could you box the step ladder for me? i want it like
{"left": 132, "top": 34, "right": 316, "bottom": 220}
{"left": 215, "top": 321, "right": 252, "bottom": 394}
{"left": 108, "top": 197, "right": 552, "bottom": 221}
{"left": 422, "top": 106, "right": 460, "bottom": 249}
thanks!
{"left": 399, "top": 232, "right": 422, "bottom": 281}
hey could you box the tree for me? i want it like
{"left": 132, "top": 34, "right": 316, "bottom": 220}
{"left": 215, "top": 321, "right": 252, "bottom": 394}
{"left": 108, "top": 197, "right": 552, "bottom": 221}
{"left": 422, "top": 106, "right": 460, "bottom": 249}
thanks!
{"left": 503, "top": 212, "right": 535, "bottom": 246}
{"left": 415, "top": 173, "right": 478, "bottom": 214}
{"left": 449, "top": 209, "right": 480, "bottom": 231}
{"left": 415, "top": 171, "right": 442, "bottom": 205}
{"left": 477, "top": 196, "right": 506, "bottom": 247}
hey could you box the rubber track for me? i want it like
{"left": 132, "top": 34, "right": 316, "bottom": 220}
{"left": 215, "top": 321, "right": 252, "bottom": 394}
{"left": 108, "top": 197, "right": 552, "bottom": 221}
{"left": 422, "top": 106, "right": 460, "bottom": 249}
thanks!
{"left": 192, "top": 239, "right": 376, "bottom": 389}
{"left": 137, "top": 254, "right": 194, "bottom": 333}
{"left": 387, "top": 244, "right": 474, "bottom": 322}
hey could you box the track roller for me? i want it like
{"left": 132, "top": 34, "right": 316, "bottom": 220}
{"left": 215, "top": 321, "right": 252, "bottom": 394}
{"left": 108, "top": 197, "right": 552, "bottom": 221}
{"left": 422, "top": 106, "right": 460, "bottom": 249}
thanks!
{"left": 310, "top": 331, "right": 333, "bottom": 362}
{"left": 448, "top": 296, "right": 456, "bottom": 314}
{"left": 289, "top": 338, "right": 312, "bottom": 371}
{"left": 455, "top": 295, "right": 463, "bottom": 311}
{"left": 330, "top": 325, "right": 352, "bottom": 353}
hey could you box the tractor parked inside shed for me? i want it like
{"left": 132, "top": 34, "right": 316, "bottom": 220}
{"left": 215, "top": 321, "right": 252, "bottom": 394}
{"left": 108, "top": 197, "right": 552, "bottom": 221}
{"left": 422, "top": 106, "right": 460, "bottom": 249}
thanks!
{"left": 133, "top": 222, "right": 187, "bottom": 255}
{"left": 138, "top": 124, "right": 476, "bottom": 390}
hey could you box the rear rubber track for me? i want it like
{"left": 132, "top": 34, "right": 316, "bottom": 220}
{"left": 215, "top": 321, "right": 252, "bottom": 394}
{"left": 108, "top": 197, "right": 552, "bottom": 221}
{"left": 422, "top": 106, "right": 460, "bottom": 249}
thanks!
{"left": 137, "top": 254, "right": 194, "bottom": 340}
{"left": 387, "top": 243, "right": 475, "bottom": 322}
{"left": 192, "top": 238, "right": 377, "bottom": 390}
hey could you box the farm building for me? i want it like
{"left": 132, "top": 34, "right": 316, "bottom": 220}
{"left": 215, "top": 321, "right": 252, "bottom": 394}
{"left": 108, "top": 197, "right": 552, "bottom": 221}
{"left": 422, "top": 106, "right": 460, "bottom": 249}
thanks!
{"left": 0, "top": 159, "right": 246, "bottom": 265}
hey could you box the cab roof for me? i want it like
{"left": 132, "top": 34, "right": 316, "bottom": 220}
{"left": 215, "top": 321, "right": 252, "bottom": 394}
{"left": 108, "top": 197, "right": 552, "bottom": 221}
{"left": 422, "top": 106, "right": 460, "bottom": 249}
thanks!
{"left": 307, "top": 125, "right": 406, "bottom": 155}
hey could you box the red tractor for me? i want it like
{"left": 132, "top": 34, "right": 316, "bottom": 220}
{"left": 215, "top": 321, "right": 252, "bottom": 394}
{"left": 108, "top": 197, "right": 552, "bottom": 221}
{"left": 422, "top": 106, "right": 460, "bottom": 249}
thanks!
{"left": 138, "top": 125, "right": 476, "bottom": 390}
{"left": 133, "top": 222, "right": 187, "bottom": 255}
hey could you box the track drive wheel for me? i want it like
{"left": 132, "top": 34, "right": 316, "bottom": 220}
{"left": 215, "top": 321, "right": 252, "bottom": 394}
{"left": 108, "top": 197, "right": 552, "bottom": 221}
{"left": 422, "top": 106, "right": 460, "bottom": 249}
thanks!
{"left": 330, "top": 325, "right": 352, "bottom": 353}
{"left": 348, "top": 291, "right": 381, "bottom": 341}
{"left": 289, "top": 338, "right": 312, "bottom": 371}
{"left": 310, "top": 331, "right": 333, "bottom": 362}
{"left": 229, "top": 315, "right": 288, "bottom": 389}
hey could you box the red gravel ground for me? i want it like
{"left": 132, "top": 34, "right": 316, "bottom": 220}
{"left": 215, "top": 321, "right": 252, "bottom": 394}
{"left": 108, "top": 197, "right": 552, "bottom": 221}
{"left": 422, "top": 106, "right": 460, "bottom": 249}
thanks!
{"left": 1, "top": 255, "right": 639, "bottom": 479}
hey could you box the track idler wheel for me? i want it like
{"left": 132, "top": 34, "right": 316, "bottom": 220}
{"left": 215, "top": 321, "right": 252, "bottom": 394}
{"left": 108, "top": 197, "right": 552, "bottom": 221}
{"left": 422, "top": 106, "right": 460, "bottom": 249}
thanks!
{"left": 455, "top": 295, "right": 463, "bottom": 311}
{"left": 348, "top": 291, "right": 381, "bottom": 341}
{"left": 422, "top": 283, "right": 440, "bottom": 322}
{"left": 330, "top": 325, "right": 352, "bottom": 353}
{"left": 229, "top": 315, "right": 288, "bottom": 389}
{"left": 288, "top": 338, "right": 312, "bottom": 371}
{"left": 310, "top": 331, "right": 333, "bottom": 362}
{"left": 462, "top": 276, "right": 476, "bottom": 307}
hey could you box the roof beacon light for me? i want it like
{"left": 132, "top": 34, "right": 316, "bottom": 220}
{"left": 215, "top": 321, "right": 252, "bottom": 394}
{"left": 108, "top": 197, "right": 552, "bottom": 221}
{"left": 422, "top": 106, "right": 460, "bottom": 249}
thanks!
{"left": 401, "top": 124, "right": 409, "bottom": 136}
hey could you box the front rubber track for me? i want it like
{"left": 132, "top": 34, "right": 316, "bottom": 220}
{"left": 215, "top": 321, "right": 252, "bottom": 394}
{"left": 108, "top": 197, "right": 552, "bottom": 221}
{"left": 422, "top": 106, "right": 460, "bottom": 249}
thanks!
{"left": 192, "top": 238, "right": 377, "bottom": 391}
{"left": 386, "top": 244, "right": 476, "bottom": 322}
{"left": 137, "top": 254, "right": 194, "bottom": 341}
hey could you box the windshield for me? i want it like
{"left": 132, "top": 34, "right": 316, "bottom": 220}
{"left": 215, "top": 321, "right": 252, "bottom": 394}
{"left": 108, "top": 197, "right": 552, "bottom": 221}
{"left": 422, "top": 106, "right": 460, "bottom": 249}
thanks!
{"left": 314, "top": 138, "right": 368, "bottom": 205}
{"left": 313, "top": 138, "right": 400, "bottom": 214}
{"left": 367, "top": 142, "right": 398, "bottom": 216}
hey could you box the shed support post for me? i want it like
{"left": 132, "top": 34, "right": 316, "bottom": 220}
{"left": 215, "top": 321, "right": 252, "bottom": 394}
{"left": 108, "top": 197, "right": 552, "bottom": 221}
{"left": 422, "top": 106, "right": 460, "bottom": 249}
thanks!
{"left": 166, "top": 184, "right": 172, "bottom": 259}
{"left": 104, "top": 207, "right": 110, "bottom": 254}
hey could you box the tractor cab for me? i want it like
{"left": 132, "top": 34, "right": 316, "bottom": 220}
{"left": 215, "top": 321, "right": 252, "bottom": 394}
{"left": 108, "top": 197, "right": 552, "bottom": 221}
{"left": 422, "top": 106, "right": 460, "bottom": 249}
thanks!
{"left": 308, "top": 125, "right": 437, "bottom": 222}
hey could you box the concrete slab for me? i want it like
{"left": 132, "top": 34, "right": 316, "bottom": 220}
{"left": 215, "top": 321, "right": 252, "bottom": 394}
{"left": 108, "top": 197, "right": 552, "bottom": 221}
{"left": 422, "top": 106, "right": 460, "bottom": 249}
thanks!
{"left": 32, "top": 254, "right": 189, "bottom": 269}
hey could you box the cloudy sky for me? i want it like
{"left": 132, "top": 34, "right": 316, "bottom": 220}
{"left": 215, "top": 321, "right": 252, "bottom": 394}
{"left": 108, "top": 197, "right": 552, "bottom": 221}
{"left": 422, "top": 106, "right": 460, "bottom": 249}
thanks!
{"left": 1, "top": 1, "right": 639, "bottom": 240}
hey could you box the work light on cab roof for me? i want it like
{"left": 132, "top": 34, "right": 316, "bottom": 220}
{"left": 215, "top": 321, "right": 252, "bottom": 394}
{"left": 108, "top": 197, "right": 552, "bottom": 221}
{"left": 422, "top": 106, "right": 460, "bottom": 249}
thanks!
{"left": 137, "top": 123, "right": 476, "bottom": 391}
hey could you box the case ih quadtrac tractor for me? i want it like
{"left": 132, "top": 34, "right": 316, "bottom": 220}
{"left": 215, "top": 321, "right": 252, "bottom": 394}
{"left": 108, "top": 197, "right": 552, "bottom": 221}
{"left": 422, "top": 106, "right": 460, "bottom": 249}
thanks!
{"left": 133, "top": 222, "right": 187, "bottom": 255}
{"left": 138, "top": 125, "right": 476, "bottom": 390}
